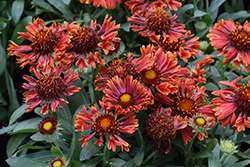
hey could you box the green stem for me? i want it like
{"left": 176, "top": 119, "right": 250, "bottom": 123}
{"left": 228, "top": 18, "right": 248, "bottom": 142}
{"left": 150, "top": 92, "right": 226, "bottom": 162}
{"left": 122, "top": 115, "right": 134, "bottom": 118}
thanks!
{"left": 142, "top": 151, "right": 157, "bottom": 165}
{"left": 137, "top": 128, "right": 144, "bottom": 152}
{"left": 186, "top": 131, "right": 199, "bottom": 167}
{"left": 52, "top": 135, "right": 63, "bottom": 155}
{"left": 219, "top": 153, "right": 227, "bottom": 164}
{"left": 206, "top": 0, "right": 209, "bottom": 13}
{"left": 221, "top": 128, "right": 226, "bottom": 139}
{"left": 102, "top": 134, "right": 110, "bottom": 167}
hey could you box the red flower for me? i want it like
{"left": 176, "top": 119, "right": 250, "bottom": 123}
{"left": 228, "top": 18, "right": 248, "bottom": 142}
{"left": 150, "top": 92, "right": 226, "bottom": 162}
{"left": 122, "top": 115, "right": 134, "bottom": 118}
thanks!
{"left": 49, "top": 158, "right": 65, "bottom": 167}
{"left": 212, "top": 76, "right": 250, "bottom": 132}
{"left": 55, "top": 14, "right": 121, "bottom": 72}
{"left": 22, "top": 65, "right": 81, "bottom": 115}
{"left": 38, "top": 116, "right": 57, "bottom": 135}
{"left": 150, "top": 30, "right": 201, "bottom": 62}
{"left": 74, "top": 101, "right": 138, "bottom": 152}
{"left": 125, "top": 0, "right": 183, "bottom": 13}
{"left": 156, "top": 78, "right": 214, "bottom": 144}
{"left": 77, "top": 0, "right": 121, "bottom": 9}
{"left": 102, "top": 75, "right": 154, "bottom": 113}
{"left": 7, "top": 18, "right": 65, "bottom": 72}
{"left": 207, "top": 19, "right": 250, "bottom": 72}
{"left": 127, "top": 1, "right": 185, "bottom": 38}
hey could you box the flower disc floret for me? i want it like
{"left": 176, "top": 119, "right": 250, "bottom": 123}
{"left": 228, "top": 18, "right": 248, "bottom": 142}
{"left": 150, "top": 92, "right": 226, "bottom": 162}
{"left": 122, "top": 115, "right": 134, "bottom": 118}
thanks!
{"left": 38, "top": 116, "right": 57, "bottom": 135}
{"left": 49, "top": 158, "right": 65, "bottom": 167}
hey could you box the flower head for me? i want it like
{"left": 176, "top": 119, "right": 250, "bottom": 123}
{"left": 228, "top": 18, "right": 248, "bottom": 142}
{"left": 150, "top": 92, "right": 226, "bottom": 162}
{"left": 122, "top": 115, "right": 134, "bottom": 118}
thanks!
{"left": 7, "top": 18, "right": 65, "bottom": 72}
{"left": 38, "top": 116, "right": 57, "bottom": 135}
{"left": 22, "top": 65, "right": 81, "bottom": 115}
{"left": 207, "top": 19, "right": 250, "bottom": 72}
{"left": 49, "top": 158, "right": 65, "bottom": 167}
{"left": 156, "top": 78, "right": 215, "bottom": 144}
{"left": 127, "top": 1, "right": 185, "bottom": 39}
{"left": 77, "top": 0, "right": 121, "bottom": 9}
{"left": 55, "top": 14, "right": 121, "bottom": 72}
{"left": 95, "top": 57, "right": 138, "bottom": 91}
{"left": 102, "top": 75, "right": 154, "bottom": 113}
{"left": 74, "top": 101, "right": 138, "bottom": 152}
{"left": 142, "top": 107, "right": 187, "bottom": 154}
{"left": 219, "top": 139, "right": 238, "bottom": 155}
{"left": 212, "top": 76, "right": 250, "bottom": 132}
{"left": 150, "top": 30, "right": 201, "bottom": 62}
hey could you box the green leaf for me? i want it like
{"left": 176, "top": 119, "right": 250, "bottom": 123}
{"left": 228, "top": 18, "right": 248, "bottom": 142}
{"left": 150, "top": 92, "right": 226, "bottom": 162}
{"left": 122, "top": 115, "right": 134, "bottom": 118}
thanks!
{"left": 121, "top": 159, "right": 137, "bottom": 167}
{"left": 191, "top": 150, "right": 212, "bottom": 159}
{"left": 12, "top": 117, "right": 42, "bottom": 134}
{"left": 107, "top": 158, "right": 126, "bottom": 167}
{"left": 32, "top": 1, "right": 61, "bottom": 15}
{"left": 5, "top": 69, "right": 20, "bottom": 113}
{"left": 0, "top": 41, "right": 6, "bottom": 75}
{"left": 221, "top": 154, "right": 238, "bottom": 167}
{"left": 206, "top": 139, "right": 217, "bottom": 151}
{"left": 0, "top": 122, "right": 20, "bottom": 135}
{"left": 9, "top": 103, "right": 29, "bottom": 125}
{"left": 205, "top": 82, "right": 219, "bottom": 91}
{"left": 133, "top": 151, "right": 144, "bottom": 166}
{"left": 81, "top": 156, "right": 103, "bottom": 167}
{"left": 181, "top": 4, "right": 194, "bottom": 14}
{"left": 229, "top": 10, "right": 250, "bottom": 22}
{"left": 208, "top": 144, "right": 220, "bottom": 167}
{"left": 12, "top": 0, "right": 25, "bottom": 24}
{"left": 6, "top": 133, "right": 28, "bottom": 157}
{"left": 0, "top": 1, "right": 7, "bottom": 13}
{"left": 47, "top": 0, "right": 74, "bottom": 21}
{"left": 194, "top": 10, "right": 208, "bottom": 17}
{"left": 80, "top": 137, "right": 103, "bottom": 161}
{"left": 11, "top": 16, "right": 33, "bottom": 45}
{"left": 6, "top": 156, "right": 47, "bottom": 167}
{"left": 0, "top": 22, "right": 7, "bottom": 31}
{"left": 30, "top": 132, "right": 53, "bottom": 142}
{"left": 209, "top": 0, "right": 226, "bottom": 14}
{"left": 121, "top": 22, "right": 131, "bottom": 32}
{"left": 18, "top": 144, "right": 46, "bottom": 153}
{"left": 51, "top": 145, "right": 64, "bottom": 158}
{"left": 226, "top": 160, "right": 250, "bottom": 167}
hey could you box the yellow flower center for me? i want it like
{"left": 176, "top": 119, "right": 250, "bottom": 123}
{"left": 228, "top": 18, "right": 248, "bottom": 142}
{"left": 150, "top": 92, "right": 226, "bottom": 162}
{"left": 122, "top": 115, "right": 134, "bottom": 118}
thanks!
{"left": 223, "top": 141, "right": 234, "bottom": 150}
{"left": 195, "top": 117, "right": 206, "bottom": 126}
{"left": 52, "top": 160, "right": 62, "bottom": 167}
{"left": 118, "top": 93, "right": 135, "bottom": 108}
{"left": 100, "top": 118, "right": 111, "bottom": 131}
{"left": 43, "top": 122, "right": 53, "bottom": 131}
{"left": 145, "top": 70, "right": 156, "bottom": 80}
{"left": 230, "top": 28, "right": 250, "bottom": 51}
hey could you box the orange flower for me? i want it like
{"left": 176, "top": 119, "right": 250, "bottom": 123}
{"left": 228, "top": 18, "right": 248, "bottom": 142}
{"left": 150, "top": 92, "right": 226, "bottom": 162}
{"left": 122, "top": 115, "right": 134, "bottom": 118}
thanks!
{"left": 55, "top": 14, "right": 121, "bottom": 72}
{"left": 142, "top": 107, "right": 187, "bottom": 154}
{"left": 102, "top": 75, "right": 154, "bottom": 113}
{"left": 212, "top": 76, "right": 250, "bottom": 132}
{"left": 7, "top": 18, "right": 65, "bottom": 72}
{"left": 77, "top": 0, "right": 121, "bottom": 9}
{"left": 74, "top": 101, "right": 138, "bottom": 152}
{"left": 150, "top": 30, "right": 201, "bottom": 62}
{"left": 38, "top": 116, "right": 57, "bottom": 135}
{"left": 125, "top": 0, "right": 183, "bottom": 13}
{"left": 127, "top": 1, "right": 185, "bottom": 38}
{"left": 95, "top": 57, "right": 138, "bottom": 91}
{"left": 207, "top": 19, "right": 250, "bottom": 72}
{"left": 22, "top": 65, "right": 81, "bottom": 115}
{"left": 156, "top": 78, "right": 214, "bottom": 144}
{"left": 132, "top": 45, "right": 186, "bottom": 95}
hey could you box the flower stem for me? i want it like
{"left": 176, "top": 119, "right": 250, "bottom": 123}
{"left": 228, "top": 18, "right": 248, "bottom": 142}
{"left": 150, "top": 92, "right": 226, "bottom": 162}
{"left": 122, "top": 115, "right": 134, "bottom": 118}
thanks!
{"left": 142, "top": 151, "right": 157, "bottom": 165}
{"left": 186, "top": 131, "right": 198, "bottom": 167}
{"left": 102, "top": 134, "right": 110, "bottom": 167}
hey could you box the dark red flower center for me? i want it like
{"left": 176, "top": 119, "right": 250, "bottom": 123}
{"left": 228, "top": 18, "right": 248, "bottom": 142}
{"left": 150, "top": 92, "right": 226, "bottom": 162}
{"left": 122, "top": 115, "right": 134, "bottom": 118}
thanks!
{"left": 31, "top": 29, "right": 59, "bottom": 55}
{"left": 92, "top": 114, "right": 119, "bottom": 134}
{"left": 38, "top": 116, "right": 57, "bottom": 135}
{"left": 234, "top": 84, "right": 250, "bottom": 113}
{"left": 229, "top": 28, "right": 250, "bottom": 51}
{"left": 36, "top": 73, "right": 66, "bottom": 100}
{"left": 139, "top": 69, "right": 160, "bottom": 86}
{"left": 171, "top": 97, "right": 197, "bottom": 118}
{"left": 143, "top": 112, "right": 174, "bottom": 142}
{"left": 161, "top": 39, "right": 185, "bottom": 52}
{"left": 70, "top": 26, "right": 99, "bottom": 54}
{"left": 146, "top": 9, "right": 172, "bottom": 34}
{"left": 118, "top": 93, "right": 135, "bottom": 108}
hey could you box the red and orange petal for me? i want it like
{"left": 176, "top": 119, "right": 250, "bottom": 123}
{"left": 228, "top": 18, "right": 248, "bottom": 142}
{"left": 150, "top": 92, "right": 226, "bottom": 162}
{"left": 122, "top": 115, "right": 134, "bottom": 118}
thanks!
{"left": 191, "top": 55, "right": 215, "bottom": 85}
{"left": 49, "top": 157, "right": 66, "bottom": 167}
{"left": 212, "top": 76, "right": 250, "bottom": 131}
{"left": 7, "top": 18, "right": 65, "bottom": 72}
{"left": 55, "top": 15, "right": 120, "bottom": 72}
{"left": 127, "top": 1, "right": 186, "bottom": 39}
{"left": 38, "top": 116, "right": 57, "bottom": 135}
{"left": 77, "top": 0, "right": 121, "bottom": 9}
{"left": 94, "top": 58, "right": 138, "bottom": 91}
{"left": 125, "top": 0, "right": 182, "bottom": 13}
{"left": 132, "top": 46, "right": 182, "bottom": 95}
{"left": 22, "top": 65, "right": 81, "bottom": 115}
{"left": 150, "top": 30, "right": 201, "bottom": 63}
{"left": 102, "top": 75, "right": 154, "bottom": 113}
{"left": 207, "top": 18, "right": 250, "bottom": 72}
{"left": 74, "top": 101, "right": 138, "bottom": 151}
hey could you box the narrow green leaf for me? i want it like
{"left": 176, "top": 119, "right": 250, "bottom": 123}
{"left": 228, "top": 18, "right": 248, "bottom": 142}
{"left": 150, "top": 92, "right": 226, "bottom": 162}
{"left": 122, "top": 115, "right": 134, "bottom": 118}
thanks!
{"left": 12, "top": 117, "right": 42, "bottom": 134}
{"left": 226, "top": 160, "right": 250, "bottom": 167}
{"left": 47, "top": 0, "right": 74, "bottom": 21}
{"left": 11, "top": 16, "right": 33, "bottom": 45}
{"left": 121, "top": 159, "right": 137, "bottom": 167}
{"left": 205, "top": 82, "right": 219, "bottom": 91}
{"left": 11, "top": 0, "right": 25, "bottom": 24}
{"left": 0, "top": 122, "right": 19, "bottom": 135}
{"left": 32, "top": 1, "right": 61, "bottom": 15}
{"left": 51, "top": 145, "right": 64, "bottom": 158}
{"left": 208, "top": 144, "right": 220, "bottom": 167}
{"left": 6, "top": 156, "right": 47, "bottom": 167}
{"left": 107, "top": 158, "right": 126, "bottom": 167}
{"left": 80, "top": 137, "right": 103, "bottom": 161}
{"left": 30, "top": 132, "right": 53, "bottom": 142}
{"left": 209, "top": 0, "right": 226, "bottom": 14}
{"left": 6, "top": 133, "right": 28, "bottom": 157}
{"left": 0, "top": 1, "right": 7, "bottom": 13}
{"left": 191, "top": 150, "right": 212, "bottom": 159}
{"left": 221, "top": 154, "right": 238, "bottom": 167}
{"left": 67, "top": 129, "right": 76, "bottom": 160}
{"left": 0, "top": 41, "right": 6, "bottom": 75}
{"left": 19, "top": 144, "right": 46, "bottom": 152}
{"left": 0, "top": 22, "right": 7, "bottom": 31}
{"left": 206, "top": 139, "right": 218, "bottom": 151}
{"left": 5, "top": 69, "right": 20, "bottom": 113}
{"left": 9, "top": 103, "right": 29, "bottom": 125}
{"left": 181, "top": 4, "right": 194, "bottom": 14}
{"left": 133, "top": 151, "right": 144, "bottom": 166}
{"left": 121, "top": 22, "right": 131, "bottom": 32}
{"left": 81, "top": 156, "right": 102, "bottom": 167}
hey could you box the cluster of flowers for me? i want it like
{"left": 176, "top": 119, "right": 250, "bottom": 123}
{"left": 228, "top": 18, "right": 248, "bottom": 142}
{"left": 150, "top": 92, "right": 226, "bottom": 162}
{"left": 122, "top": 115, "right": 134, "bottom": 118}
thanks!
{"left": 7, "top": 0, "right": 250, "bottom": 165}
